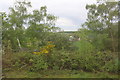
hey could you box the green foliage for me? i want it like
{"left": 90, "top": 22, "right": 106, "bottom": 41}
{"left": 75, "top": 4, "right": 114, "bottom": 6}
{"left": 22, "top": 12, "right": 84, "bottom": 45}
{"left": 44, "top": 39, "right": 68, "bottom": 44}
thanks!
{"left": 102, "top": 58, "right": 119, "bottom": 73}
{"left": 83, "top": 2, "right": 118, "bottom": 52}
{"left": 2, "top": 0, "right": 119, "bottom": 76}
{"left": 3, "top": 50, "right": 118, "bottom": 74}
{"left": 2, "top": 0, "right": 58, "bottom": 53}
{"left": 45, "top": 50, "right": 69, "bottom": 70}
{"left": 29, "top": 55, "right": 48, "bottom": 71}
{"left": 46, "top": 33, "right": 75, "bottom": 51}
{"left": 74, "top": 40, "right": 95, "bottom": 54}
{"left": 4, "top": 52, "right": 48, "bottom": 71}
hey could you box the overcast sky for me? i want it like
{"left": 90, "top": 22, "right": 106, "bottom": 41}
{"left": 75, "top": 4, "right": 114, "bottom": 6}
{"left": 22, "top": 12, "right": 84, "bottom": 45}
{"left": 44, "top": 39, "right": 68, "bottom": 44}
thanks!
{"left": 0, "top": 0, "right": 97, "bottom": 31}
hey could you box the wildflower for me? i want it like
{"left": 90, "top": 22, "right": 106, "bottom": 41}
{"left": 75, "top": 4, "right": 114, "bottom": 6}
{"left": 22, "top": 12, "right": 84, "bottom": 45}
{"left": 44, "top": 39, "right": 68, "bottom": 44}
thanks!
{"left": 33, "top": 42, "right": 55, "bottom": 55}
{"left": 48, "top": 41, "right": 53, "bottom": 44}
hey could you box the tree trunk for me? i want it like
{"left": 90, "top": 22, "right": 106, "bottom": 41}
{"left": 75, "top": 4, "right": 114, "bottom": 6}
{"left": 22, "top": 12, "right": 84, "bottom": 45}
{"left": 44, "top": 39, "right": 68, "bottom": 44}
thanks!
{"left": 17, "top": 38, "right": 22, "bottom": 50}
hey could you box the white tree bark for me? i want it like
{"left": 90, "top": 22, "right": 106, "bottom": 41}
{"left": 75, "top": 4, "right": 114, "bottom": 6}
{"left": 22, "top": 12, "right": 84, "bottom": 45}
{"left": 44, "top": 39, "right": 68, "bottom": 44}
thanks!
{"left": 17, "top": 38, "right": 22, "bottom": 49}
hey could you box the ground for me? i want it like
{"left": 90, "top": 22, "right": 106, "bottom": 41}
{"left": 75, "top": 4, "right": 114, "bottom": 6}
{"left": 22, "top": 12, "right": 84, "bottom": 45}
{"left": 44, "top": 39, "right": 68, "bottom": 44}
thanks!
{"left": 3, "top": 70, "right": 119, "bottom": 78}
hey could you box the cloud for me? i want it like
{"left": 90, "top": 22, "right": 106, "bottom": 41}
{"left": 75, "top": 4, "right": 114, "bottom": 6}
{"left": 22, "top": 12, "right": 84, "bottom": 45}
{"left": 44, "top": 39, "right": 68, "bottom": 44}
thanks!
{"left": 0, "top": 0, "right": 97, "bottom": 31}
{"left": 56, "top": 17, "right": 76, "bottom": 27}
{"left": 30, "top": 0, "right": 96, "bottom": 31}
{"left": 0, "top": 0, "right": 15, "bottom": 12}
{"left": 56, "top": 17, "right": 80, "bottom": 31}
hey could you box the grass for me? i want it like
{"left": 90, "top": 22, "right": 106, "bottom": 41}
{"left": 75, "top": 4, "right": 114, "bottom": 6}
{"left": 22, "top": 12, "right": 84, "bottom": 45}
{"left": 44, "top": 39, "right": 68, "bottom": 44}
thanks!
{"left": 3, "top": 70, "right": 119, "bottom": 78}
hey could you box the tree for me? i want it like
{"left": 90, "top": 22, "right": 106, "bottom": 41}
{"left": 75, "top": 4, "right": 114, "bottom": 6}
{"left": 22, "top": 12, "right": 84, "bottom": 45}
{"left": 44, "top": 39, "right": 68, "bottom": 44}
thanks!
{"left": 5, "top": 1, "right": 32, "bottom": 51}
{"left": 2, "top": 0, "right": 58, "bottom": 53}
{"left": 26, "top": 6, "right": 57, "bottom": 50}
{"left": 81, "top": 2, "right": 118, "bottom": 52}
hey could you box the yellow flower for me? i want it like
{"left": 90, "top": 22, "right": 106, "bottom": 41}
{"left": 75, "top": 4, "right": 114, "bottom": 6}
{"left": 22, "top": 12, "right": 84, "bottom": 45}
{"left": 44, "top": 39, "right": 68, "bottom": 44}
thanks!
{"left": 44, "top": 50, "right": 49, "bottom": 53}
{"left": 33, "top": 52, "right": 37, "bottom": 54}
{"left": 33, "top": 51, "right": 42, "bottom": 55}
{"left": 33, "top": 42, "right": 55, "bottom": 55}
{"left": 42, "top": 49, "right": 49, "bottom": 53}
{"left": 48, "top": 41, "right": 53, "bottom": 44}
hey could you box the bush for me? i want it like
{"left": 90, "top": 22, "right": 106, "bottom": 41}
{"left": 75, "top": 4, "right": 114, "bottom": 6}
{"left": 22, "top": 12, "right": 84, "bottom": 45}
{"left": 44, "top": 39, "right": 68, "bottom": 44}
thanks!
{"left": 74, "top": 40, "right": 95, "bottom": 54}
{"left": 20, "top": 53, "right": 48, "bottom": 71}
{"left": 3, "top": 52, "right": 48, "bottom": 71}
{"left": 102, "top": 58, "right": 119, "bottom": 73}
{"left": 29, "top": 54, "right": 48, "bottom": 71}
{"left": 3, "top": 49, "right": 118, "bottom": 73}
{"left": 46, "top": 50, "right": 70, "bottom": 70}
{"left": 68, "top": 52, "right": 101, "bottom": 71}
{"left": 46, "top": 33, "right": 75, "bottom": 51}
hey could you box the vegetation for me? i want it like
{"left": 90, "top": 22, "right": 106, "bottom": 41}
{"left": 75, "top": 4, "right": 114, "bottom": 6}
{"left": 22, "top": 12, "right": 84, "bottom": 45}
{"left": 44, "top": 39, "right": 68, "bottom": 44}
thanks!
{"left": 1, "top": 0, "right": 119, "bottom": 78}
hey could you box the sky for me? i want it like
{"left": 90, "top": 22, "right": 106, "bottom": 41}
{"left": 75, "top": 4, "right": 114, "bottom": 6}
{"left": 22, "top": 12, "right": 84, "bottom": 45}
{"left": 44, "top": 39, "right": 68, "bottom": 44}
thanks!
{"left": 0, "top": 0, "right": 97, "bottom": 31}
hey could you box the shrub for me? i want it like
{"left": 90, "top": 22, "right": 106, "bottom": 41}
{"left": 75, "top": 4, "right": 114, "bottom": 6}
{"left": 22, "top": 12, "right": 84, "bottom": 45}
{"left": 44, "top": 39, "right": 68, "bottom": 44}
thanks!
{"left": 46, "top": 33, "right": 75, "bottom": 51}
{"left": 3, "top": 52, "right": 48, "bottom": 71}
{"left": 3, "top": 49, "right": 118, "bottom": 73}
{"left": 46, "top": 50, "right": 70, "bottom": 70}
{"left": 20, "top": 53, "right": 48, "bottom": 71}
{"left": 74, "top": 40, "right": 95, "bottom": 54}
{"left": 102, "top": 58, "right": 119, "bottom": 73}
{"left": 29, "top": 54, "right": 48, "bottom": 71}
